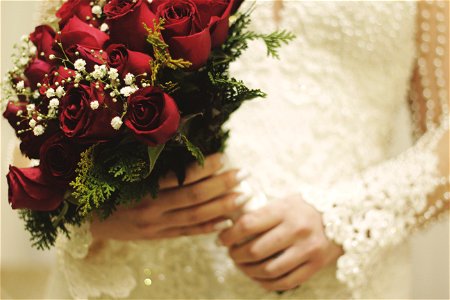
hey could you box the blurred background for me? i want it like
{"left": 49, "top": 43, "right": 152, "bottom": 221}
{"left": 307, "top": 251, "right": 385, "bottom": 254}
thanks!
{"left": 0, "top": 1, "right": 449, "bottom": 299}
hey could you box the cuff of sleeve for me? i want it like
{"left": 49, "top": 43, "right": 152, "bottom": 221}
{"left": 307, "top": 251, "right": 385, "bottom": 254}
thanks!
{"left": 55, "top": 222, "right": 137, "bottom": 299}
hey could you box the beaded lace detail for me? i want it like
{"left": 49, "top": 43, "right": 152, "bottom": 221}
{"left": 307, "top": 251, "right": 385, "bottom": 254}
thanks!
{"left": 40, "top": 1, "right": 448, "bottom": 299}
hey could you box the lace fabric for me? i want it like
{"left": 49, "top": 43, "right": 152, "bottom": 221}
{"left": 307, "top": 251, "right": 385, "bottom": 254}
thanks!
{"left": 38, "top": 1, "right": 449, "bottom": 299}
{"left": 300, "top": 1, "right": 449, "bottom": 296}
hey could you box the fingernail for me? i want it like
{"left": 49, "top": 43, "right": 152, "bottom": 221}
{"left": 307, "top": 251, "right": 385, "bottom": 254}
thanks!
{"left": 236, "top": 169, "right": 250, "bottom": 181}
{"left": 234, "top": 193, "right": 252, "bottom": 206}
{"left": 213, "top": 219, "right": 233, "bottom": 231}
{"left": 234, "top": 180, "right": 253, "bottom": 194}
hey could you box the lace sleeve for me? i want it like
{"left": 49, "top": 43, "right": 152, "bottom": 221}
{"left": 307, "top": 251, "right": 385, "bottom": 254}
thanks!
{"left": 55, "top": 223, "right": 138, "bottom": 299}
{"left": 301, "top": 1, "right": 449, "bottom": 296}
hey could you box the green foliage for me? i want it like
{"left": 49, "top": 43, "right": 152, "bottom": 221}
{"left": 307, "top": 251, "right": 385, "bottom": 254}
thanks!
{"left": 19, "top": 201, "right": 83, "bottom": 250}
{"left": 70, "top": 146, "right": 117, "bottom": 216}
{"left": 181, "top": 135, "right": 205, "bottom": 166}
{"left": 214, "top": 10, "right": 295, "bottom": 65}
{"left": 147, "top": 144, "right": 165, "bottom": 176}
{"left": 145, "top": 19, "right": 192, "bottom": 86}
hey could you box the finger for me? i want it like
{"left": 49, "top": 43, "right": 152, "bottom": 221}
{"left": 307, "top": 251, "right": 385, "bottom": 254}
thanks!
{"left": 163, "top": 192, "right": 251, "bottom": 227}
{"left": 219, "top": 205, "right": 282, "bottom": 247}
{"left": 258, "top": 262, "right": 317, "bottom": 292}
{"left": 159, "top": 153, "right": 224, "bottom": 190}
{"left": 229, "top": 224, "right": 293, "bottom": 263}
{"left": 153, "top": 218, "right": 233, "bottom": 239}
{"left": 158, "top": 169, "right": 247, "bottom": 210}
{"left": 237, "top": 244, "right": 310, "bottom": 280}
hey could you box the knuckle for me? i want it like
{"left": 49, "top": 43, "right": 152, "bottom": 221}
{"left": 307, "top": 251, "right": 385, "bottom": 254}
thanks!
{"left": 187, "top": 209, "right": 201, "bottom": 223}
{"left": 223, "top": 171, "right": 237, "bottom": 189}
{"left": 263, "top": 263, "right": 280, "bottom": 278}
{"left": 292, "top": 224, "right": 308, "bottom": 237}
{"left": 187, "top": 186, "right": 203, "bottom": 202}
{"left": 223, "top": 195, "right": 238, "bottom": 211}
{"left": 247, "top": 245, "right": 262, "bottom": 260}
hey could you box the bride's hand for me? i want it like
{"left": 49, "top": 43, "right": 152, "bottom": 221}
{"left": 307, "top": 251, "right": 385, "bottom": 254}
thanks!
{"left": 218, "top": 195, "right": 344, "bottom": 292}
{"left": 90, "top": 153, "right": 250, "bottom": 241}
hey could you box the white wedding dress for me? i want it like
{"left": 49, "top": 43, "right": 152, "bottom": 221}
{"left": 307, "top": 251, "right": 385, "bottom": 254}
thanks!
{"left": 44, "top": 1, "right": 449, "bottom": 299}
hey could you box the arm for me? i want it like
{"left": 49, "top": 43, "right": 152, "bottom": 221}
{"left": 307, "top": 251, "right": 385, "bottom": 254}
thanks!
{"left": 300, "top": 0, "right": 449, "bottom": 292}
{"left": 219, "top": 1, "right": 448, "bottom": 296}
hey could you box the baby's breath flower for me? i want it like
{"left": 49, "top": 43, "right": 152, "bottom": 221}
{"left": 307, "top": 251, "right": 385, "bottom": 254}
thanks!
{"left": 49, "top": 98, "right": 59, "bottom": 108}
{"left": 92, "top": 5, "right": 102, "bottom": 16}
{"left": 29, "top": 46, "right": 37, "bottom": 55}
{"left": 46, "top": 88, "right": 56, "bottom": 98}
{"left": 74, "top": 73, "right": 83, "bottom": 83}
{"left": 100, "top": 23, "right": 109, "bottom": 32}
{"left": 29, "top": 119, "right": 37, "bottom": 128}
{"left": 124, "top": 73, "right": 135, "bottom": 85}
{"left": 33, "top": 125, "right": 45, "bottom": 136}
{"left": 56, "top": 86, "right": 65, "bottom": 98}
{"left": 90, "top": 100, "right": 100, "bottom": 110}
{"left": 74, "top": 59, "right": 87, "bottom": 72}
{"left": 16, "top": 80, "right": 25, "bottom": 91}
{"left": 108, "top": 68, "right": 119, "bottom": 80}
{"left": 120, "top": 85, "right": 138, "bottom": 97}
{"left": 33, "top": 90, "right": 40, "bottom": 99}
{"left": 111, "top": 116, "right": 123, "bottom": 130}
{"left": 92, "top": 64, "right": 107, "bottom": 80}
{"left": 26, "top": 103, "right": 35, "bottom": 111}
{"left": 49, "top": 54, "right": 56, "bottom": 60}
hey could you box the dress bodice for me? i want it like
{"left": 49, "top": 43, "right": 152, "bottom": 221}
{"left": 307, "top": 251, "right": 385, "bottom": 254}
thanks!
{"left": 226, "top": 1, "right": 416, "bottom": 198}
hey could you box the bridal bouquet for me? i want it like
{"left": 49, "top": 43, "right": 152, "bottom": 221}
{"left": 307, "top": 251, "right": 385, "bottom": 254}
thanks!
{"left": 2, "top": 0, "right": 293, "bottom": 249}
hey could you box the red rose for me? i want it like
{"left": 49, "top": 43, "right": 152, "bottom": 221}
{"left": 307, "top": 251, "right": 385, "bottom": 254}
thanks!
{"left": 202, "top": 0, "right": 236, "bottom": 47}
{"left": 19, "top": 122, "right": 59, "bottom": 159}
{"left": 3, "top": 101, "right": 59, "bottom": 159}
{"left": 150, "top": 0, "right": 236, "bottom": 69}
{"left": 58, "top": 16, "right": 109, "bottom": 51}
{"left": 104, "top": 0, "right": 157, "bottom": 52}
{"left": 59, "top": 82, "right": 122, "bottom": 143}
{"left": 7, "top": 166, "right": 65, "bottom": 211}
{"left": 29, "top": 25, "right": 57, "bottom": 63}
{"left": 125, "top": 86, "right": 180, "bottom": 146}
{"left": 24, "top": 59, "right": 52, "bottom": 90}
{"left": 56, "top": 0, "right": 102, "bottom": 29}
{"left": 39, "top": 66, "right": 75, "bottom": 97}
{"left": 39, "top": 133, "right": 81, "bottom": 186}
{"left": 106, "top": 44, "right": 152, "bottom": 79}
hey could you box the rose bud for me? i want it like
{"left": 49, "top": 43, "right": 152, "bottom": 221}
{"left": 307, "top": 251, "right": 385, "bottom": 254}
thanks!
{"left": 39, "top": 133, "right": 81, "bottom": 186}
{"left": 56, "top": 0, "right": 102, "bottom": 29}
{"left": 29, "top": 25, "right": 57, "bottom": 64}
{"left": 106, "top": 44, "right": 152, "bottom": 80}
{"left": 24, "top": 59, "right": 52, "bottom": 90}
{"left": 58, "top": 16, "right": 109, "bottom": 51}
{"left": 59, "top": 82, "right": 123, "bottom": 143}
{"left": 104, "top": 0, "right": 157, "bottom": 52}
{"left": 150, "top": 0, "right": 221, "bottom": 69}
{"left": 125, "top": 86, "right": 180, "bottom": 146}
{"left": 7, "top": 166, "right": 65, "bottom": 211}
